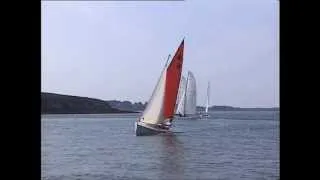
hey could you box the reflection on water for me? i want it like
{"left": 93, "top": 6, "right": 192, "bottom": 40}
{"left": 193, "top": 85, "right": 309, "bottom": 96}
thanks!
{"left": 158, "top": 134, "right": 185, "bottom": 180}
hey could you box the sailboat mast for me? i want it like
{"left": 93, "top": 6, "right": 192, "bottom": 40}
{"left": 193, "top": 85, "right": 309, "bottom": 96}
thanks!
{"left": 165, "top": 54, "right": 171, "bottom": 67}
{"left": 206, "top": 82, "right": 210, "bottom": 113}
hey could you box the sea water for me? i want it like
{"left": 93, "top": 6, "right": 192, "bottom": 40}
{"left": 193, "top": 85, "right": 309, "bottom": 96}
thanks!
{"left": 41, "top": 111, "right": 279, "bottom": 180}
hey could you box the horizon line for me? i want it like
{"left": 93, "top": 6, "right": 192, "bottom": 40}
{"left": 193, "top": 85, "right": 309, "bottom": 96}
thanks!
{"left": 41, "top": 91, "right": 279, "bottom": 109}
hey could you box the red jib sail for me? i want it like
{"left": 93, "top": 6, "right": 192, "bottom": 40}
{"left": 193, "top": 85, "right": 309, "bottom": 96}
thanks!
{"left": 163, "top": 39, "right": 185, "bottom": 119}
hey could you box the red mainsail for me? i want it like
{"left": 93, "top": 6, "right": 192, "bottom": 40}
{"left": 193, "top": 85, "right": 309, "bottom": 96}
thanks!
{"left": 163, "top": 39, "right": 185, "bottom": 119}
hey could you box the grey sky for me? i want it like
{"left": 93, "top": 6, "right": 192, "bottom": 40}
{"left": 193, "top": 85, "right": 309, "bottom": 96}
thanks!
{"left": 41, "top": 0, "right": 279, "bottom": 108}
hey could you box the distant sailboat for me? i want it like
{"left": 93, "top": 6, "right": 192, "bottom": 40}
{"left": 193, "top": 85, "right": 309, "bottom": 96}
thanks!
{"left": 201, "top": 81, "right": 210, "bottom": 118}
{"left": 174, "top": 71, "right": 197, "bottom": 118}
{"left": 184, "top": 71, "right": 197, "bottom": 116}
{"left": 175, "top": 76, "right": 186, "bottom": 117}
{"left": 135, "top": 39, "right": 185, "bottom": 136}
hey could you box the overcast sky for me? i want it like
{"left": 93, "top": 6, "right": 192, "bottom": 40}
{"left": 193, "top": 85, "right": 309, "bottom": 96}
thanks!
{"left": 41, "top": 0, "right": 279, "bottom": 108}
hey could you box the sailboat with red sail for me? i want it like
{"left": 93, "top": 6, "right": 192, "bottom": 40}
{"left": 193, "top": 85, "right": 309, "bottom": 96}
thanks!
{"left": 135, "top": 39, "right": 185, "bottom": 136}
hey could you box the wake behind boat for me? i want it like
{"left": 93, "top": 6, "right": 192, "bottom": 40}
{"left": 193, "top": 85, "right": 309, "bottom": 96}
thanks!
{"left": 135, "top": 39, "right": 185, "bottom": 136}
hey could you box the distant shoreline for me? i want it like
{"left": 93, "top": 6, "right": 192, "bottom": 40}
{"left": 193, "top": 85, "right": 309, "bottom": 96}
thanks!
{"left": 41, "top": 112, "right": 139, "bottom": 115}
{"left": 41, "top": 92, "right": 137, "bottom": 114}
{"left": 41, "top": 92, "right": 279, "bottom": 114}
{"left": 41, "top": 108, "right": 278, "bottom": 115}
{"left": 197, "top": 106, "right": 279, "bottom": 112}
{"left": 41, "top": 113, "right": 141, "bottom": 117}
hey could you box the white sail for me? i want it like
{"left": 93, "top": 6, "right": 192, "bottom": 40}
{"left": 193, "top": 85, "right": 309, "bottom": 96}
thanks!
{"left": 205, "top": 81, "right": 210, "bottom": 113}
{"left": 175, "top": 76, "right": 186, "bottom": 115}
{"left": 140, "top": 67, "right": 167, "bottom": 125}
{"left": 184, "top": 71, "right": 197, "bottom": 115}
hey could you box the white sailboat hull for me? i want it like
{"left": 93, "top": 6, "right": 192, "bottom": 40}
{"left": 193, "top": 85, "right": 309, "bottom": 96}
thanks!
{"left": 135, "top": 121, "right": 170, "bottom": 136}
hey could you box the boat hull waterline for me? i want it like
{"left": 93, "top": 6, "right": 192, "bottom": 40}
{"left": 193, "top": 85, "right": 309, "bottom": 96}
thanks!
{"left": 135, "top": 122, "right": 171, "bottom": 136}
